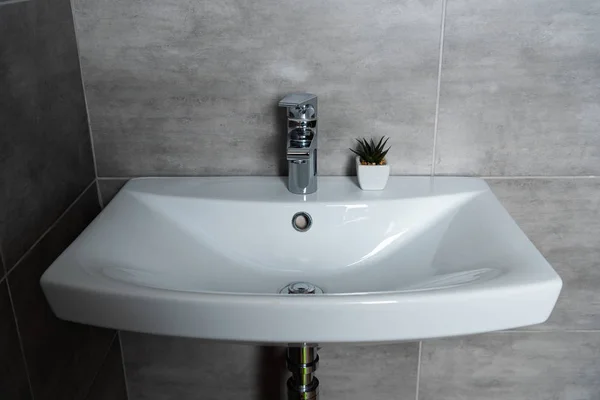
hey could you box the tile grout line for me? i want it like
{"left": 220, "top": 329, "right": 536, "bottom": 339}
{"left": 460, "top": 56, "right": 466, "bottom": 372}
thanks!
{"left": 0, "top": 0, "right": 31, "bottom": 6}
{"left": 97, "top": 175, "right": 600, "bottom": 180}
{"left": 5, "top": 280, "right": 36, "bottom": 400}
{"left": 118, "top": 331, "right": 132, "bottom": 399}
{"left": 6, "top": 180, "right": 96, "bottom": 277}
{"left": 430, "top": 0, "right": 448, "bottom": 177}
{"left": 68, "top": 0, "right": 102, "bottom": 203}
{"left": 81, "top": 332, "right": 119, "bottom": 400}
{"left": 95, "top": 178, "right": 103, "bottom": 208}
{"left": 97, "top": 177, "right": 130, "bottom": 180}
{"left": 96, "top": 179, "right": 105, "bottom": 208}
{"left": 415, "top": 341, "right": 422, "bottom": 400}
{"left": 480, "top": 175, "right": 599, "bottom": 180}
{"left": 72, "top": 0, "right": 99, "bottom": 181}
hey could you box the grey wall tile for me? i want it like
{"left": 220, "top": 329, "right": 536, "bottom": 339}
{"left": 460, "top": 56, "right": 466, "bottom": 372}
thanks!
{"left": 98, "top": 179, "right": 128, "bottom": 207}
{"left": 121, "top": 333, "right": 264, "bottom": 400}
{"left": 0, "top": 280, "right": 32, "bottom": 400}
{"left": 420, "top": 332, "right": 600, "bottom": 400}
{"left": 0, "top": 0, "right": 95, "bottom": 268}
{"left": 85, "top": 336, "right": 128, "bottom": 400}
{"left": 74, "top": 0, "right": 442, "bottom": 177}
{"left": 122, "top": 332, "right": 418, "bottom": 400}
{"left": 0, "top": 0, "right": 35, "bottom": 87}
{"left": 318, "top": 343, "right": 418, "bottom": 400}
{"left": 35, "top": 0, "right": 82, "bottom": 67}
{"left": 488, "top": 178, "right": 600, "bottom": 330}
{"left": 435, "top": 0, "right": 600, "bottom": 176}
{"left": 0, "top": 0, "right": 123, "bottom": 397}
{"left": 0, "top": 0, "right": 31, "bottom": 5}
{"left": 1, "top": 248, "right": 5, "bottom": 280}
{"left": 8, "top": 185, "right": 115, "bottom": 400}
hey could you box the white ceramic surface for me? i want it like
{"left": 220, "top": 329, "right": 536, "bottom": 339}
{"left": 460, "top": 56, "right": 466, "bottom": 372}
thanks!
{"left": 41, "top": 177, "right": 562, "bottom": 344}
{"left": 356, "top": 156, "right": 390, "bottom": 190}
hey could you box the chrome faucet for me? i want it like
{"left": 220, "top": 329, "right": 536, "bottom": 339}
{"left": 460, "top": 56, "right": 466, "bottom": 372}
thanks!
{"left": 279, "top": 93, "right": 318, "bottom": 194}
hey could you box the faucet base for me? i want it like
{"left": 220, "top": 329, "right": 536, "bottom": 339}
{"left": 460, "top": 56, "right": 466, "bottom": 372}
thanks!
{"left": 288, "top": 159, "right": 317, "bottom": 194}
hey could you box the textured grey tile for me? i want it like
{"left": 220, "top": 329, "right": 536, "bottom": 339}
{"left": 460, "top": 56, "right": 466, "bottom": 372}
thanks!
{"left": 35, "top": 0, "right": 82, "bottom": 78}
{"left": 0, "top": 0, "right": 35, "bottom": 88}
{"left": 0, "top": 280, "right": 32, "bottom": 400}
{"left": 0, "top": 0, "right": 37, "bottom": 201}
{"left": 435, "top": 0, "right": 600, "bottom": 176}
{"left": 122, "top": 332, "right": 418, "bottom": 400}
{"left": 1, "top": 248, "right": 5, "bottom": 280}
{"left": 488, "top": 178, "right": 600, "bottom": 330}
{"left": 0, "top": 92, "right": 94, "bottom": 268}
{"left": 85, "top": 337, "right": 128, "bottom": 400}
{"left": 74, "top": 0, "right": 441, "bottom": 177}
{"left": 318, "top": 343, "right": 419, "bottom": 400}
{"left": 420, "top": 332, "right": 600, "bottom": 400}
{"left": 98, "top": 179, "right": 128, "bottom": 207}
{"left": 121, "top": 333, "right": 264, "bottom": 400}
{"left": 9, "top": 185, "right": 115, "bottom": 400}
{"left": 0, "top": 0, "right": 31, "bottom": 5}
{"left": 0, "top": 0, "right": 95, "bottom": 268}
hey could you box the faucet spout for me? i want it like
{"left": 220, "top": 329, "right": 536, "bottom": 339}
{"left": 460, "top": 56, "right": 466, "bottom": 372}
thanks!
{"left": 279, "top": 93, "right": 318, "bottom": 108}
{"left": 279, "top": 93, "right": 318, "bottom": 194}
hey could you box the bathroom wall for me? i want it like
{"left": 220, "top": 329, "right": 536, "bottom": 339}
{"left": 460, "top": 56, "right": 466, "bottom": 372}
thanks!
{"left": 72, "top": 0, "right": 600, "bottom": 398}
{"left": 0, "top": 0, "right": 127, "bottom": 398}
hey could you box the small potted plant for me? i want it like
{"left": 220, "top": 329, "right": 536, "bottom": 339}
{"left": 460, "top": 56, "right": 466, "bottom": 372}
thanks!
{"left": 350, "top": 136, "right": 391, "bottom": 190}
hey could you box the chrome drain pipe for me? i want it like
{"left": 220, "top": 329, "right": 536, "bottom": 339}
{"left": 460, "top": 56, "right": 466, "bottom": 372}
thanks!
{"left": 286, "top": 345, "right": 319, "bottom": 400}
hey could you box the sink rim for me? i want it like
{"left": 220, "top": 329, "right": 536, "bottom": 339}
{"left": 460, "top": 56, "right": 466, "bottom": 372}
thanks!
{"left": 41, "top": 176, "right": 562, "bottom": 344}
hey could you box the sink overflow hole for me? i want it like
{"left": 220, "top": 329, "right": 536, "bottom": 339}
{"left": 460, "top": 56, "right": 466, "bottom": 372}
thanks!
{"left": 292, "top": 212, "right": 312, "bottom": 232}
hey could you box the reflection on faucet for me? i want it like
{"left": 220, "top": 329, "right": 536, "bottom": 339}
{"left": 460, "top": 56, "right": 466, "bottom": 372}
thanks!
{"left": 279, "top": 93, "right": 318, "bottom": 194}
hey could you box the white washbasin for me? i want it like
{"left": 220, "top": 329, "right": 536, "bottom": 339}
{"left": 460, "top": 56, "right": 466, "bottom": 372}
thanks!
{"left": 41, "top": 177, "right": 561, "bottom": 343}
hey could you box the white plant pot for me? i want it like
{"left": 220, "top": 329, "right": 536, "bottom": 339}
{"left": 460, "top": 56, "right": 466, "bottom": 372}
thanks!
{"left": 356, "top": 156, "right": 390, "bottom": 191}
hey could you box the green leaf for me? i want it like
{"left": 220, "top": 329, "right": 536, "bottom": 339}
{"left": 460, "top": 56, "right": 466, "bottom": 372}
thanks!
{"left": 363, "top": 138, "right": 372, "bottom": 155}
{"left": 380, "top": 137, "right": 390, "bottom": 152}
{"left": 349, "top": 148, "right": 363, "bottom": 158}
{"left": 380, "top": 148, "right": 390, "bottom": 161}
{"left": 375, "top": 136, "right": 384, "bottom": 152}
{"left": 350, "top": 135, "right": 392, "bottom": 164}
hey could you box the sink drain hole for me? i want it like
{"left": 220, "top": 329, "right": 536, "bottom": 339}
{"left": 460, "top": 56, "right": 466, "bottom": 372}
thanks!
{"left": 292, "top": 212, "right": 312, "bottom": 232}
{"left": 280, "top": 282, "right": 324, "bottom": 295}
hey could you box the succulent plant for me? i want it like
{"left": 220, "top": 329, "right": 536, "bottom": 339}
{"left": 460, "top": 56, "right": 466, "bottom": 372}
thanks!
{"left": 350, "top": 136, "right": 391, "bottom": 165}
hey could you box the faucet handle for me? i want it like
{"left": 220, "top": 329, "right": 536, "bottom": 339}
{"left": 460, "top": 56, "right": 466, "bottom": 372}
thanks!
{"left": 287, "top": 104, "right": 315, "bottom": 120}
{"left": 278, "top": 93, "right": 317, "bottom": 108}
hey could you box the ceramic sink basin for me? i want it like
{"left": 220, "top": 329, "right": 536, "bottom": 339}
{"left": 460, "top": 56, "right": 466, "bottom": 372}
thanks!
{"left": 41, "top": 177, "right": 561, "bottom": 343}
